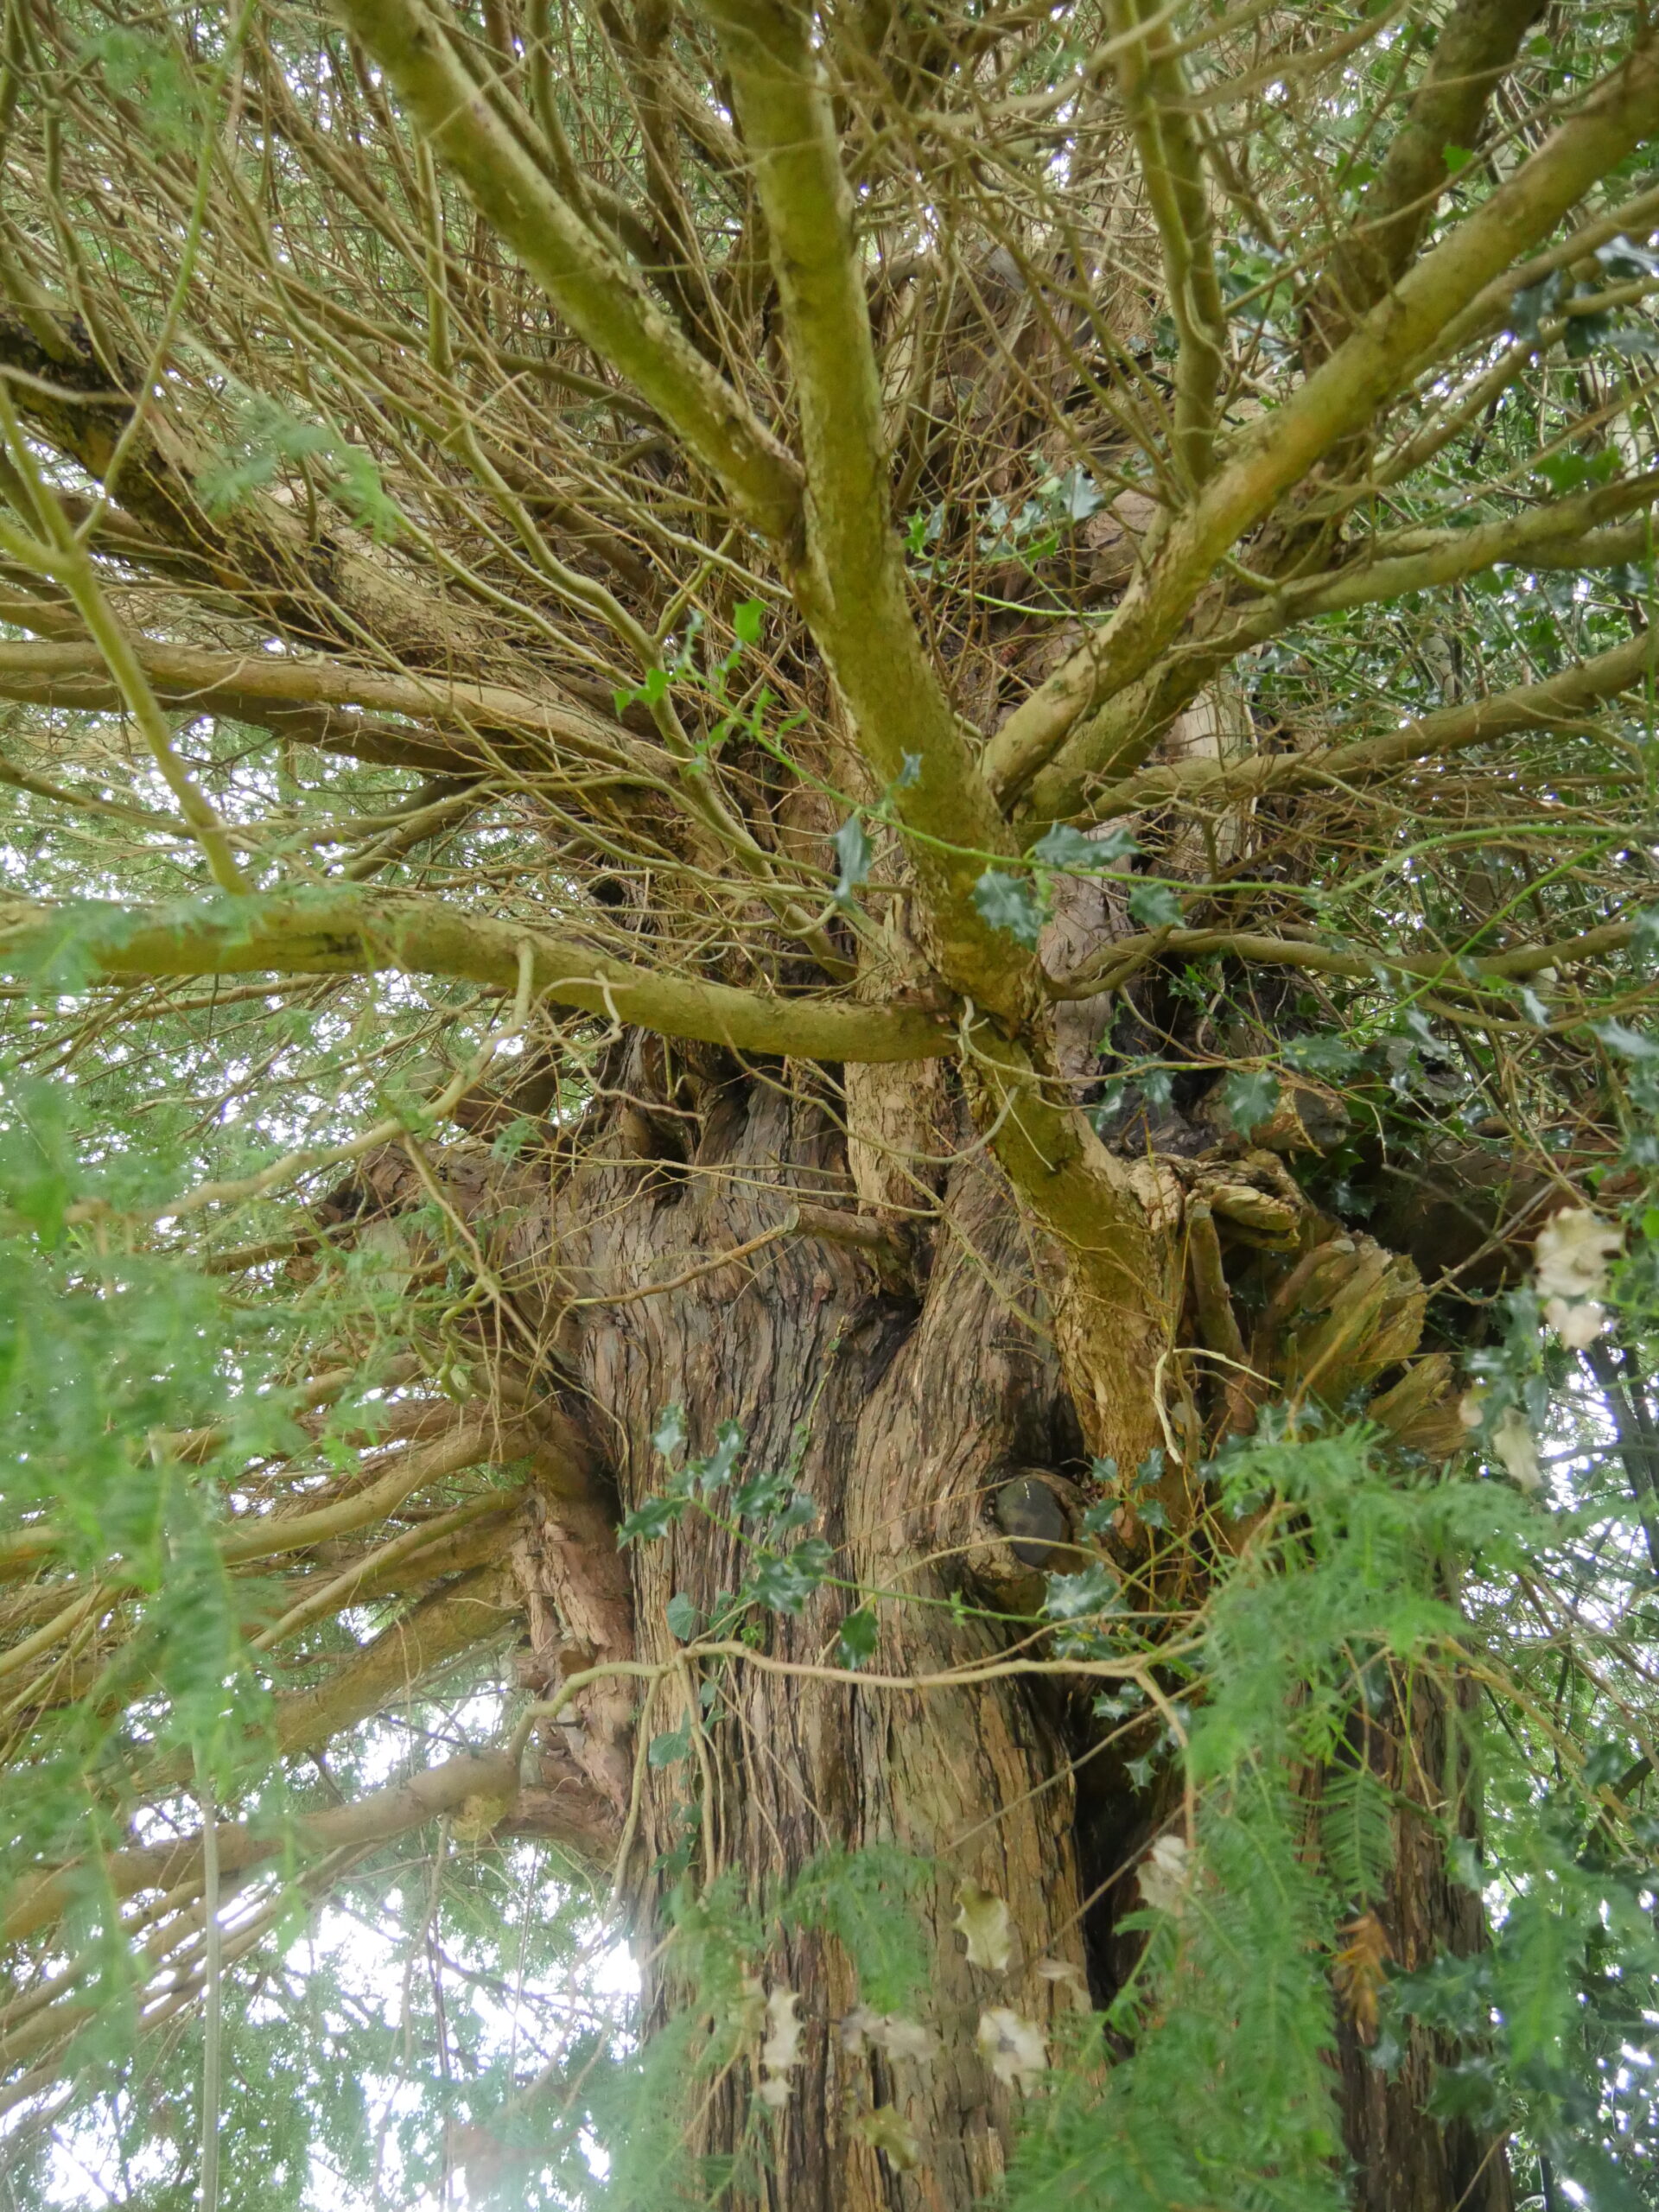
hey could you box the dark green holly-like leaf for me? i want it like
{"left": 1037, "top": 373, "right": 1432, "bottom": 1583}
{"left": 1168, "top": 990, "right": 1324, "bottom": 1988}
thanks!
{"left": 836, "top": 1606, "right": 880, "bottom": 1667}
{"left": 973, "top": 868, "right": 1047, "bottom": 948}
{"left": 647, "top": 1723, "right": 692, "bottom": 1768}
{"left": 1223, "top": 1069, "right": 1281, "bottom": 1134}
{"left": 1043, "top": 1561, "right": 1121, "bottom": 1622}
{"left": 770, "top": 1490, "right": 818, "bottom": 1538}
{"left": 1030, "top": 823, "right": 1138, "bottom": 873}
{"left": 733, "top": 1468, "right": 792, "bottom": 1520}
{"left": 619, "top": 1493, "right": 687, "bottom": 1544}
{"left": 750, "top": 1538, "right": 834, "bottom": 1614}
{"left": 1285, "top": 1034, "right": 1361, "bottom": 1078}
{"left": 835, "top": 815, "right": 874, "bottom": 906}
{"left": 692, "top": 1420, "right": 744, "bottom": 1496}
{"left": 1127, "top": 881, "right": 1183, "bottom": 929}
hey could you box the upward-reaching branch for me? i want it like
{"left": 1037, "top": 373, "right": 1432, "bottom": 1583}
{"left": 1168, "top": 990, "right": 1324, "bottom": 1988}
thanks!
{"left": 696, "top": 0, "right": 1033, "bottom": 1023}
{"left": 332, "top": 0, "right": 804, "bottom": 546}
{"left": 1303, "top": 0, "right": 1549, "bottom": 359}
{"left": 983, "top": 29, "right": 1659, "bottom": 804}
{"left": 1108, "top": 0, "right": 1227, "bottom": 488}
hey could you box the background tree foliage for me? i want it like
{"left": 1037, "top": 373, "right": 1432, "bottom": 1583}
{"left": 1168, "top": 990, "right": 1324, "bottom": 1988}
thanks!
{"left": 3, "top": 0, "right": 1659, "bottom": 2204}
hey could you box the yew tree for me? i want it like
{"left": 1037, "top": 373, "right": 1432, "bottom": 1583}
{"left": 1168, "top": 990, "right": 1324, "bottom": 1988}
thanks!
{"left": 6, "top": 0, "right": 1659, "bottom": 2205}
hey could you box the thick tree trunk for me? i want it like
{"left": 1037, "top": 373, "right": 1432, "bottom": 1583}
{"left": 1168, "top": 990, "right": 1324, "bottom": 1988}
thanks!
{"left": 1334, "top": 1675, "right": 1511, "bottom": 2212}
{"left": 442, "top": 1040, "right": 1515, "bottom": 2209}
{"left": 545, "top": 1059, "right": 1090, "bottom": 2206}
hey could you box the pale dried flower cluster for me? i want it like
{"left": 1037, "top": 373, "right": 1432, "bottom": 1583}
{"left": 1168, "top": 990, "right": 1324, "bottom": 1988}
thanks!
{"left": 1137, "top": 1832, "right": 1192, "bottom": 1914}
{"left": 1534, "top": 1207, "right": 1622, "bottom": 1350}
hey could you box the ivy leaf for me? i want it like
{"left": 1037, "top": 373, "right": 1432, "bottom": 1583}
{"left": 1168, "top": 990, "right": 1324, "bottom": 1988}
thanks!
{"left": 733, "top": 597, "right": 764, "bottom": 645}
{"left": 665, "top": 1592, "right": 701, "bottom": 1642}
{"left": 1508, "top": 269, "right": 1564, "bottom": 345}
{"left": 837, "top": 1606, "right": 879, "bottom": 1668}
{"left": 1599, "top": 239, "right": 1659, "bottom": 280}
{"left": 904, "top": 504, "right": 944, "bottom": 558}
{"left": 1285, "top": 1033, "right": 1361, "bottom": 1078}
{"left": 834, "top": 815, "right": 874, "bottom": 906}
{"left": 693, "top": 1419, "right": 745, "bottom": 1497}
{"left": 1127, "top": 881, "right": 1183, "bottom": 929}
{"left": 613, "top": 664, "right": 671, "bottom": 714}
{"left": 1140, "top": 1067, "right": 1175, "bottom": 1111}
{"left": 647, "top": 1722, "right": 691, "bottom": 1768}
{"left": 770, "top": 1490, "right": 818, "bottom": 1538}
{"left": 973, "top": 869, "right": 1047, "bottom": 948}
{"left": 1052, "top": 464, "right": 1106, "bottom": 524}
{"left": 1565, "top": 308, "right": 1613, "bottom": 360}
{"left": 1223, "top": 1068, "right": 1281, "bottom": 1135}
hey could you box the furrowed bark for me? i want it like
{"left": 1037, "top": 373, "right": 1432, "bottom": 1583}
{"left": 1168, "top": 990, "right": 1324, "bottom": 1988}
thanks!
{"left": 560, "top": 1069, "right": 1103, "bottom": 2208}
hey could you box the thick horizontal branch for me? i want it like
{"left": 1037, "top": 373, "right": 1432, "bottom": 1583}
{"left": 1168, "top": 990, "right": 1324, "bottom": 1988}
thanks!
{"left": 134, "top": 1562, "right": 523, "bottom": 1802}
{"left": 1051, "top": 917, "right": 1641, "bottom": 1000}
{"left": 219, "top": 1419, "right": 529, "bottom": 1567}
{"left": 2, "top": 1748, "right": 543, "bottom": 1948}
{"left": 0, "top": 890, "right": 957, "bottom": 1064}
{"left": 1284, "top": 473, "right": 1659, "bottom": 619}
{"left": 0, "top": 1417, "right": 527, "bottom": 1589}
{"left": 1077, "top": 624, "right": 1657, "bottom": 822}
{"left": 1016, "top": 479, "right": 1659, "bottom": 830}
{"left": 0, "top": 638, "right": 666, "bottom": 787}
{"left": 253, "top": 1499, "right": 522, "bottom": 1650}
